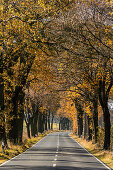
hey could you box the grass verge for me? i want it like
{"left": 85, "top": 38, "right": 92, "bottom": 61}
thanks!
{"left": 70, "top": 133, "right": 113, "bottom": 169}
{"left": 0, "top": 132, "right": 48, "bottom": 165}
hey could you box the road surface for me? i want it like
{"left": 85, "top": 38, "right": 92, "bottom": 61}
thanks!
{"left": 0, "top": 132, "right": 111, "bottom": 170}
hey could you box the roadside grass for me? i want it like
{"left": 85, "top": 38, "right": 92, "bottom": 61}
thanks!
{"left": 0, "top": 121, "right": 60, "bottom": 165}
{"left": 70, "top": 133, "right": 113, "bottom": 169}
{"left": 0, "top": 132, "right": 47, "bottom": 165}
{"left": 0, "top": 124, "right": 61, "bottom": 166}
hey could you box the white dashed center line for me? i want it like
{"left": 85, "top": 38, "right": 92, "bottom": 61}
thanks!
{"left": 52, "top": 133, "right": 60, "bottom": 168}
{"left": 53, "top": 164, "right": 56, "bottom": 167}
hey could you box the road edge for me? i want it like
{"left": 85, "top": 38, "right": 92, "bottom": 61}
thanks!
{"left": 0, "top": 133, "right": 49, "bottom": 167}
{"left": 69, "top": 134, "right": 112, "bottom": 170}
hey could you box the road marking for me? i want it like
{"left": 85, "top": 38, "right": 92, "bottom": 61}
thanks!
{"left": 69, "top": 135, "right": 111, "bottom": 170}
{"left": 53, "top": 164, "right": 56, "bottom": 167}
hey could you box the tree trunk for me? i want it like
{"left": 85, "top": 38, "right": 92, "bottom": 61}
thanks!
{"left": 103, "top": 103, "right": 111, "bottom": 150}
{"left": 93, "top": 94, "right": 98, "bottom": 143}
{"left": 51, "top": 113, "right": 54, "bottom": 130}
{"left": 99, "top": 80, "right": 111, "bottom": 150}
{"left": 35, "top": 111, "right": 39, "bottom": 136}
{"left": 83, "top": 112, "right": 87, "bottom": 139}
{"left": 42, "top": 114, "right": 45, "bottom": 132}
{"left": 18, "top": 91, "right": 25, "bottom": 143}
{"left": 33, "top": 112, "right": 38, "bottom": 137}
{"left": 38, "top": 112, "right": 43, "bottom": 133}
{"left": 74, "top": 100, "right": 83, "bottom": 138}
{"left": 18, "top": 115, "right": 24, "bottom": 143}
{"left": 8, "top": 86, "right": 24, "bottom": 143}
{"left": 45, "top": 112, "right": 47, "bottom": 131}
{"left": 31, "top": 117, "right": 34, "bottom": 137}
{"left": 26, "top": 123, "right": 31, "bottom": 138}
{"left": 87, "top": 115, "right": 92, "bottom": 141}
{"left": 61, "top": 117, "right": 65, "bottom": 130}
{"left": 77, "top": 112, "right": 83, "bottom": 138}
{"left": 48, "top": 110, "right": 50, "bottom": 130}
{"left": 59, "top": 117, "right": 61, "bottom": 130}
{"left": 67, "top": 119, "right": 69, "bottom": 130}
{"left": 0, "top": 53, "right": 8, "bottom": 146}
{"left": 61, "top": 118, "right": 63, "bottom": 130}
{"left": 8, "top": 100, "right": 18, "bottom": 144}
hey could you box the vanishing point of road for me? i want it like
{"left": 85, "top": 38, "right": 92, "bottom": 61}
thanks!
{"left": 0, "top": 132, "right": 111, "bottom": 170}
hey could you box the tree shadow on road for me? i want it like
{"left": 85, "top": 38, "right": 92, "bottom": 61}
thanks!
{"left": 0, "top": 165, "right": 108, "bottom": 170}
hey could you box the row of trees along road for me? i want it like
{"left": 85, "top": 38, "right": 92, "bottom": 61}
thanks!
{"left": 46, "top": 0, "right": 113, "bottom": 150}
{"left": 0, "top": 0, "right": 73, "bottom": 145}
{"left": 0, "top": 0, "right": 113, "bottom": 150}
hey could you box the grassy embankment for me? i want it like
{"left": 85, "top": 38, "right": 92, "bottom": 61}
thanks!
{"left": 70, "top": 133, "right": 113, "bottom": 169}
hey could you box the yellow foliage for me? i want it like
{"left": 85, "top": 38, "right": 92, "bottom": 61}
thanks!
{"left": 84, "top": 104, "right": 92, "bottom": 117}
{"left": 107, "top": 39, "right": 113, "bottom": 46}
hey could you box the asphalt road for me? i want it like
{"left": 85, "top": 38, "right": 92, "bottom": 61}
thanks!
{"left": 0, "top": 132, "right": 111, "bottom": 170}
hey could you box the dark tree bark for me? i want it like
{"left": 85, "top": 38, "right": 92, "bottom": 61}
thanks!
{"left": 31, "top": 117, "right": 34, "bottom": 137}
{"left": 66, "top": 118, "right": 69, "bottom": 130}
{"left": 48, "top": 110, "right": 50, "bottom": 130}
{"left": 33, "top": 112, "right": 38, "bottom": 137}
{"left": 42, "top": 114, "right": 45, "bottom": 132}
{"left": 29, "top": 112, "right": 38, "bottom": 138}
{"left": 25, "top": 104, "right": 31, "bottom": 139}
{"left": 38, "top": 112, "right": 44, "bottom": 133}
{"left": 18, "top": 116, "right": 24, "bottom": 143}
{"left": 83, "top": 112, "right": 87, "bottom": 139}
{"left": 61, "top": 118, "right": 64, "bottom": 130}
{"left": 30, "top": 102, "right": 38, "bottom": 137}
{"left": 60, "top": 117, "right": 67, "bottom": 130}
{"left": 0, "top": 53, "right": 7, "bottom": 146}
{"left": 59, "top": 117, "right": 61, "bottom": 130}
{"left": 99, "top": 80, "right": 112, "bottom": 150}
{"left": 26, "top": 123, "right": 31, "bottom": 138}
{"left": 51, "top": 113, "right": 54, "bottom": 130}
{"left": 45, "top": 112, "right": 47, "bottom": 131}
{"left": 8, "top": 86, "right": 23, "bottom": 143}
{"left": 18, "top": 91, "right": 25, "bottom": 143}
{"left": 17, "top": 103, "right": 24, "bottom": 143}
{"left": 87, "top": 115, "right": 92, "bottom": 141}
{"left": 74, "top": 99, "right": 83, "bottom": 138}
{"left": 8, "top": 92, "right": 18, "bottom": 143}
{"left": 92, "top": 93, "right": 98, "bottom": 143}
{"left": 77, "top": 113, "right": 83, "bottom": 138}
